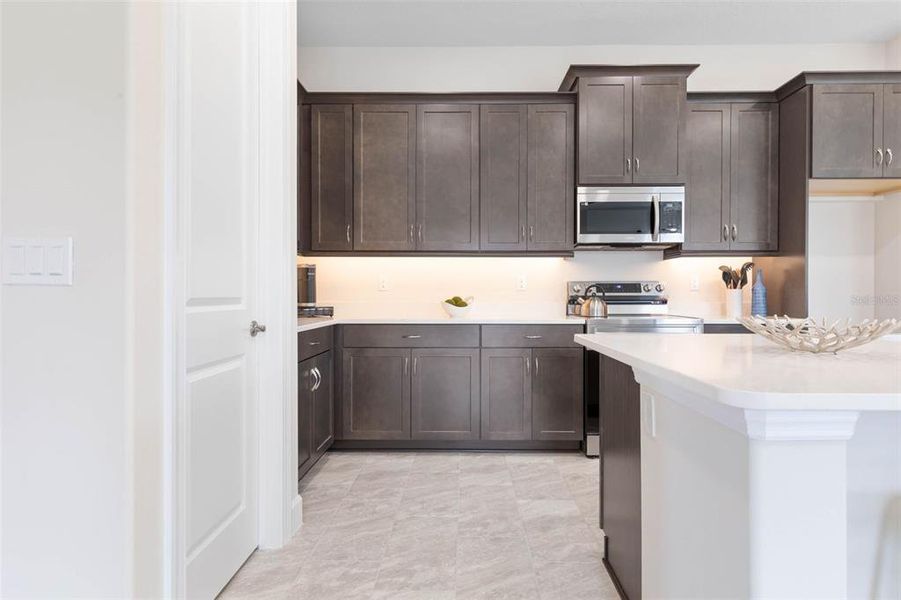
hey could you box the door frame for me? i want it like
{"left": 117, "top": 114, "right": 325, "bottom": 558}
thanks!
{"left": 160, "top": 1, "right": 299, "bottom": 596}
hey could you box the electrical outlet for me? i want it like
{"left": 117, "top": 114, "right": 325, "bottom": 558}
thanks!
{"left": 689, "top": 275, "right": 700, "bottom": 292}
{"left": 377, "top": 275, "right": 390, "bottom": 291}
{"left": 517, "top": 274, "right": 527, "bottom": 291}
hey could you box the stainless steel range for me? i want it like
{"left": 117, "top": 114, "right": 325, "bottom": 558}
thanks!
{"left": 568, "top": 280, "right": 703, "bottom": 456}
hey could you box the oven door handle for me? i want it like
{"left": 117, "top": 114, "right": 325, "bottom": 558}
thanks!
{"left": 651, "top": 194, "right": 660, "bottom": 242}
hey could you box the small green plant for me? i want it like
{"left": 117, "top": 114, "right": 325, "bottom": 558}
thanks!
{"left": 444, "top": 296, "right": 469, "bottom": 307}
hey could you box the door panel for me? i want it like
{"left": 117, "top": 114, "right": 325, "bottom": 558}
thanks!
{"left": 730, "top": 102, "right": 779, "bottom": 252}
{"left": 312, "top": 351, "right": 334, "bottom": 454}
{"left": 884, "top": 84, "right": 901, "bottom": 178}
{"left": 577, "top": 77, "right": 633, "bottom": 185}
{"left": 297, "top": 362, "right": 314, "bottom": 477}
{"left": 311, "top": 105, "right": 352, "bottom": 251}
{"left": 416, "top": 104, "right": 480, "bottom": 251}
{"left": 480, "top": 349, "right": 532, "bottom": 441}
{"left": 527, "top": 104, "right": 575, "bottom": 251}
{"left": 180, "top": 3, "right": 259, "bottom": 598}
{"left": 411, "top": 348, "right": 480, "bottom": 440}
{"left": 632, "top": 75, "right": 686, "bottom": 184}
{"left": 812, "top": 84, "right": 884, "bottom": 178}
{"left": 480, "top": 105, "right": 528, "bottom": 251}
{"left": 342, "top": 348, "right": 411, "bottom": 439}
{"left": 531, "top": 348, "right": 583, "bottom": 440}
{"left": 601, "top": 355, "right": 642, "bottom": 600}
{"left": 353, "top": 104, "right": 416, "bottom": 250}
{"left": 685, "top": 103, "right": 731, "bottom": 251}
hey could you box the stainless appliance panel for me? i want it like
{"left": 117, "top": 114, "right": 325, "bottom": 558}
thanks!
{"left": 577, "top": 186, "right": 684, "bottom": 246}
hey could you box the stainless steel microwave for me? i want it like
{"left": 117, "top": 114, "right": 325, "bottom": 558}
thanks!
{"left": 576, "top": 186, "right": 684, "bottom": 247}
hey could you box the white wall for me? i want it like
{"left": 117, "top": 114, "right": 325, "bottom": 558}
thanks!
{"left": 874, "top": 192, "right": 901, "bottom": 320}
{"left": 886, "top": 34, "right": 901, "bottom": 69}
{"left": 303, "top": 254, "right": 751, "bottom": 319}
{"left": 808, "top": 198, "right": 877, "bottom": 322}
{"left": 298, "top": 42, "right": 890, "bottom": 92}
{"left": 1, "top": 2, "right": 132, "bottom": 596}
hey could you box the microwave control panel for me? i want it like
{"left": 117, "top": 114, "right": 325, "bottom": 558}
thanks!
{"left": 660, "top": 202, "right": 682, "bottom": 233}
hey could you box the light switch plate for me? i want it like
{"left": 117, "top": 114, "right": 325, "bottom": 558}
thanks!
{"left": 3, "top": 237, "right": 74, "bottom": 285}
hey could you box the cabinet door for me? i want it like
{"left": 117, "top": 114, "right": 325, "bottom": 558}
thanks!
{"left": 480, "top": 105, "right": 527, "bottom": 251}
{"left": 311, "top": 105, "right": 353, "bottom": 251}
{"left": 311, "top": 351, "right": 334, "bottom": 455}
{"left": 600, "top": 355, "right": 641, "bottom": 600}
{"left": 632, "top": 75, "right": 687, "bottom": 184}
{"left": 342, "top": 348, "right": 411, "bottom": 439}
{"left": 531, "top": 348, "right": 583, "bottom": 441}
{"left": 684, "top": 103, "right": 731, "bottom": 252}
{"left": 353, "top": 104, "right": 416, "bottom": 250}
{"left": 480, "top": 348, "right": 532, "bottom": 441}
{"left": 812, "top": 84, "right": 884, "bottom": 178}
{"left": 577, "top": 77, "right": 633, "bottom": 185}
{"left": 527, "top": 104, "right": 575, "bottom": 251}
{"left": 411, "top": 348, "right": 480, "bottom": 440}
{"left": 297, "top": 361, "right": 314, "bottom": 479}
{"left": 416, "top": 104, "right": 480, "bottom": 251}
{"left": 730, "top": 102, "right": 779, "bottom": 252}
{"left": 883, "top": 84, "right": 901, "bottom": 178}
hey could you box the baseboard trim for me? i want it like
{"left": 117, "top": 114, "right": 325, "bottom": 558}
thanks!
{"left": 330, "top": 439, "right": 581, "bottom": 451}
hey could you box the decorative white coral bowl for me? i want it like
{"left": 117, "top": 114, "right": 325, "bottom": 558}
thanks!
{"left": 441, "top": 297, "right": 474, "bottom": 318}
{"left": 738, "top": 315, "right": 901, "bottom": 354}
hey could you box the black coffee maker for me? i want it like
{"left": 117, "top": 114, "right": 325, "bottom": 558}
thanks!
{"left": 297, "top": 264, "right": 333, "bottom": 317}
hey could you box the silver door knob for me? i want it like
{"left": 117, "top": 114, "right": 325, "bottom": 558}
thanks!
{"left": 249, "top": 320, "right": 267, "bottom": 337}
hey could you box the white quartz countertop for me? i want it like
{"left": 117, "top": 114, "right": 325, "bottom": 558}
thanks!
{"left": 575, "top": 332, "right": 901, "bottom": 411}
{"left": 298, "top": 315, "right": 586, "bottom": 332}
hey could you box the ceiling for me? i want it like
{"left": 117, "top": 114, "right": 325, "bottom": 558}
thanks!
{"left": 298, "top": 0, "right": 901, "bottom": 47}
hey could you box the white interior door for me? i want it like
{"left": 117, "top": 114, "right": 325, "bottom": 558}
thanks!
{"left": 175, "top": 3, "right": 260, "bottom": 598}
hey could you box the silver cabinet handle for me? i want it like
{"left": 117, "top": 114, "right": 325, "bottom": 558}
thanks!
{"left": 731, "top": 224, "right": 737, "bottom": 242}
{"left": 250, "top": 320, "right": 267, "bottom": 337}
{"left": 315, "top": 367, "right": 323, "bottom": 391}
{"left": 634, "top": 157, "right": 640, "bottom": 172}
{"left": 626, "top": 158, "right": 631, "bottom": 173}
{"left": 534, "top": 357, "right": 539, "bottom": 375}
{"left": 529, "top": 225, "right": 534, "bottom": 241}
{"left": 723, "top": 224, "right": 729, "bottom": 242}
{"left": 310, "top": 367, "right": 320, "bottom": 391}
{"left": 417, "top": 223, "right": 423, "bottom": 244}
{"left": 402, "top": 334, "right": 422, "bottom": 339}
{"left": 346, "top": 224, "right": 351, "bottom": 243}
{"left": 404, "top": 357, "right": 409, "bottom": 376}
{"left": 876, "top": 147, "right": 884, "bottom": 165}
{"left": 308, "top": 341, "right": 321, "bottom": 346}
{"left": 525, "top": 356, "right": 530, "bottom": 376}
{"left": 524, "top": 335, "right": 543, "bottom": 339}
{"left": 412, "top": 357, "right": 418, "bottom": 376}
{"left": 409, "top": 224, "right": 414, "bottom": 243}
{"left": 888, "top": 148, "right": 894, "bottom": 165}
{"left": 521, "top": 225, "right": 525, "bottom": 241}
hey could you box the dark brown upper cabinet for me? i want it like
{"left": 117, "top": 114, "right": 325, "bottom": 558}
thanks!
{"left": 681, "top": 100, "right": 778, "bottom": 254}
{"left": 563, "top": 66, "right": 696, "bottom": 186}
{"left": 881, "top": 83, "right": 901, "bottom": 178}
{"left": 527, "top": 104, "right": 575, "bottom": 251}
{"left": 812, "top": 84, "right": 884, "bottom": 178}
{"left": 353, "top": 104, "right": 416, "bottom": 251}
{"left": 480, "top": 105, "right": 528, "bottom": 251}
{"left": 310, "top": 105, "right": 353, "bottom": 251}
{"left": 416, "top": 104, "right": 480, "bottom": 251}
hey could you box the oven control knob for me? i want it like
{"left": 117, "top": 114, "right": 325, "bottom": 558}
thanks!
{"left": 642, "top": 283, "right": 652, "bottom": 293}
{"left": 655, "top": 283, "right": 665, "bottom": 293}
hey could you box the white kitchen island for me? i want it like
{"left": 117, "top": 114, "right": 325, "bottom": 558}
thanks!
{"left": 575, "top": 332, "right": 901, "bottom": 600}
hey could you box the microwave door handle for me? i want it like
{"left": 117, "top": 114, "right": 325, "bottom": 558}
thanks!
{"left": 651, "top": 195, "right": 660, "bottom": 241}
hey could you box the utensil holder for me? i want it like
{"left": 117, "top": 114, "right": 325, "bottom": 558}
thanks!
{"left": 725, "top": 289, "right": 743, "bottom": 319}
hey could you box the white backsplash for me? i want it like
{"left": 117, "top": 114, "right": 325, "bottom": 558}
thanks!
{"left": 300, "top": 252, "right": 753, "bottom": 319}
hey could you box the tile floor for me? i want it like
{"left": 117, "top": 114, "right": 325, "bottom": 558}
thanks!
{"left": 219, "top": 451, "right": 619, "bottom": 599}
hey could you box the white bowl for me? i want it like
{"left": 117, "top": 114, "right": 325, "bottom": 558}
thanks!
{"left": 441, "top": 297, "right": 473, "bottom": 318}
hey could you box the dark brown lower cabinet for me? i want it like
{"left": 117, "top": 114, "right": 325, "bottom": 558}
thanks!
{"left": 532, "top": 347, "right": 583, "bottom": 440}
{"left": 342, "top": 347, "right": 411, "bottom": 440}
{"left": 600, "top": 355, "right": 642, "bottom": 600}
{"left": 480, "top": 348, "right": 532, "bottom": 440}
{"left": 299, "top": 349, "right": 334, "bottom": 481}
{"left": 411, "top": 348, "right": 480, "bottom": 440}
